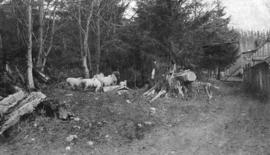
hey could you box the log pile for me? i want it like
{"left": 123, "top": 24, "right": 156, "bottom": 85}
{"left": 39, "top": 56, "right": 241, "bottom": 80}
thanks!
{"left": 143, "top": 64, "right": 219, "bottom": 102}
{"left": 144, "top": 64, "right": 197, "bottom": 102}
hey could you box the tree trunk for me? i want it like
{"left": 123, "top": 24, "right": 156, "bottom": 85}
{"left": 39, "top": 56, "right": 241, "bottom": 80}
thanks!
{"left": 87, "top": 46, "right": 92, "bottom": 76}
{"left": 0, "top": 34, "right": 4, "bottom": 72}
{"left": 78, "top": 0, "right": 84, "bottom": 66}
{"left": 96, "top": 10, "right": 101, "bottom": 74}
{"left": 83, "top": 30, "right": 90, "bottom": 78}
{"left": 41, "top": 5, "right": 57, "bottom": 72}
{"left": 27, "top": 0, "right": 35, "bottom": 89}
{"left": 82, "top": 3, "right": 94, "bottom": 78}
{"left": 36, "top": 0, "right": 44, "bottom": 69}
{"left": 217, "top": 66, "right": 221, "bottom": 80}
{"left": 82, "top": 55, "right": 89, "bottom": 78}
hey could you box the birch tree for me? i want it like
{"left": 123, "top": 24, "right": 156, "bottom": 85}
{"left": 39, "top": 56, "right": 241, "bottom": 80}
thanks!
{"left": 27, "top": 0, "right": 34, "bottom": 89}
{"left": 36, "top": 0, "right": 58, "bottom": 72}
{"left": 36, "top": 0, "right": 44, "bottom": 69}
{"left": 96, "top": 0, "right": 101, "bottom": 73}
{"left": 77, "top": 0, "right": 95, "bottom": 78}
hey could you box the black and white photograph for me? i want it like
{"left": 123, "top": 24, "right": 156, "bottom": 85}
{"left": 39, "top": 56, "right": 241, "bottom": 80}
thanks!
{"left": 0, "top": 0, "right": 270, "bottom": 154}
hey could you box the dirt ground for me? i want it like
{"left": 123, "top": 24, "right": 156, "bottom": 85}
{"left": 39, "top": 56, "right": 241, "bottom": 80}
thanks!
{"left": 1, "top": 81, "right": 270, "bottom": 155}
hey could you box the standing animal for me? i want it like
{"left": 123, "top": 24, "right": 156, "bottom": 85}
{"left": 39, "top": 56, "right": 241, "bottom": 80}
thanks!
{"left": 81, "top": 78, "right": 103, "bottom": 92}
{"left": 93, "top": 73, "right": 104, "bottom": 79}
{"left": 120, "top": 80, "right": 127, "bottom": 87}
{"left": 95, "top": 73, "right": 118, "bottom": 86}
{"left": 66, "top": 77, "right": 83, "bottom": 89}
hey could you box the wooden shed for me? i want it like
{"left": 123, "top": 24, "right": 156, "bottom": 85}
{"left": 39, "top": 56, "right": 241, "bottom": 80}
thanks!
{"left": 244, "top": 56, "right": 270, "bottom": 95}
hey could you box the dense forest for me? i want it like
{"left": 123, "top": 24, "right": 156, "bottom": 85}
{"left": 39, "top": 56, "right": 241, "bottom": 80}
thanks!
{"left": 0, "top": 0, "right": 239, "bottom": 89}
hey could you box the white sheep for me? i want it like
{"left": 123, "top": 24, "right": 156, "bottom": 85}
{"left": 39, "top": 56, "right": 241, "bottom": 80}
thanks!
{"left": 66, "top": 77, "right": 83, "bottom": 89}
{"left": 119, "top": 80, "right": 127, "bottom": 87}
{"left": 93, "top": 73, "right": 104, "bottom": 79}
{"left": 95, "top": 74, "right": 117, "bottom": 87}
{"left": 81, "top": 78, "right": 103, "bottom": 92}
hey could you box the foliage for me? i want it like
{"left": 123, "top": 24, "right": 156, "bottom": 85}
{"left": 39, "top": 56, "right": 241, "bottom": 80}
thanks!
{"left": 0, "top": 0, "right": 240, "bottom": 87}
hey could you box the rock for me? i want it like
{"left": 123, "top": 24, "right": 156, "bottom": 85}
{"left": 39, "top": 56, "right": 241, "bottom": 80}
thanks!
{"left": 150, "top": 107, "right": 156, "bottom": 115}
{"left": 58, "top": 106, "right": 70, "bottom": 120}
{"left": 73, "top": 117, "right": 80, "bottom": 121}
{"left": 144, "top": 121, "right": 153, "bottom": 125}
{"left": 66, "top": 135, "right": 78, "bottom": 142}
{"left": 65, "top": 94, "right": 73, "bottom": 96}
{"left": 137, "top": 123, "right": 143, "bottom": 128}
{"left": 126, "top": 100, "right": 131, "bottom": 104}
{"left": 73, "top": 125, "right": 81, "bottom": 129}
{"left": 87, "top": 141, "right": 94, "bottom": 146}
{"left": 65, "top": 146, "right": 71, "bottom": 151}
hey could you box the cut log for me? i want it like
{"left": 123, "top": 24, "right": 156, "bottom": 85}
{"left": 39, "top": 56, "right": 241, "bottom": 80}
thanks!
{"left": 176, "top": 81, "right": 184, "bottom": 97}
{"left": 174, "top": 70, "right": 196, "bottom": 82}
{"left": 143, "top": 84, "right": 157, "bottom": 97}
{"left": 150, "top": 89, "right": 166, "bottom": 103}
{"left": 0, "top": 91, "right": 46, "bottom": 135}
{"left": 103, "top": 85, "right": 130, "bottom": 92}
{"left": 103, "top": 85, "right": 120, "bottom": 92}
{"left": 33, "top": 68, "right": 51, "bottom": 83}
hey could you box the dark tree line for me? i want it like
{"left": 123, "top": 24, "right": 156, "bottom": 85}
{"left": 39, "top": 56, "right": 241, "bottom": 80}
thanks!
{"left": 0, "top": 0, "right": 239, "bottom": 89}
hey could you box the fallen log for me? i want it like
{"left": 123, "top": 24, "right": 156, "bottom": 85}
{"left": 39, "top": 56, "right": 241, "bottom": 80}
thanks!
{"left": 173, "top": 70, "right": 197, "bottom": 82}
{"left": 0, "top": 90, "right": 27, "bottom": 116}
{"left": 143, "top": 84, "right": 157, "bottom": 97}
{"left": 0, "top": 91, "right": 46, "bottom": 135}
{"left": 150, "top": 89, "right": 166, "bottom": 103}
{"left": 33, "top": 68, "right": 51, "bottom": 83}
{"left": 103, "top": 85, "right": 130, "bottom": 92}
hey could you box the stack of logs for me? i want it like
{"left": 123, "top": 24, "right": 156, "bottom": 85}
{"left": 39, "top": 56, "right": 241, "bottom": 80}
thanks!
{"left": 143, "top": 64, "right": 219, "bottom": 102}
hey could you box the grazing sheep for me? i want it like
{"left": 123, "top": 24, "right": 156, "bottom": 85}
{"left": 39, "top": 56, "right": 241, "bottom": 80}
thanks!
{"left": 112, "top": 71, "right": 120, "bottom": 82}
{"left": 81, "top": 78, "right": 103, "bottom": 92}
{"left": 93, "top": 73, "right": 104, "bottom": 79}
{"left": 66, "top": 77, "right": 83, "bottom": 89}
{"left": 102, "top": 75, "right": 117, "bottom": 86}
{"left": 95, "top": 74, "right": 117, "bottom": 86}
{"left": 120, "top": 80, "right": 127, "bottom": 87}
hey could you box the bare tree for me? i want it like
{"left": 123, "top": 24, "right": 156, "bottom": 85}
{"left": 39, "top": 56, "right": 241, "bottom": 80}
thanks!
{"left": 35, "top": 0, "right": 58, "bottom": 72}
{"left": 41, "top": 2, "right": 58, "bottom": 72}
{"left": 96, "top": 0, "right": 101, "bottom": 74}
{"left": 77, "top": 0, "right": 95, "bottom": 78}
{"left": 27, "top": 0, "right": 35, "bottom": 89}
{"left": 36, "top": 0, "right": 44, "bottom": 69}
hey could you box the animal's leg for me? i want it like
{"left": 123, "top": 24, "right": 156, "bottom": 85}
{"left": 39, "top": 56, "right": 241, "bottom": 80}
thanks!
{"left": 95, "top": 86, "right": 99, "bottom": 92}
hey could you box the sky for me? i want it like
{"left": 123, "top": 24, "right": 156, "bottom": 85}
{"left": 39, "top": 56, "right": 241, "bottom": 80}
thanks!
{"left": 220, "top": 0, "right": 270, "bottom": 31}
{"left": 125, "top": 0, "right": 270, "bottom": 31}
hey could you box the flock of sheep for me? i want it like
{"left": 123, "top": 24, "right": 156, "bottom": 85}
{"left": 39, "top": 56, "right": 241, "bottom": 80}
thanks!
{"left": 66, "top": 71, "right": 126, "bottom": 92}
